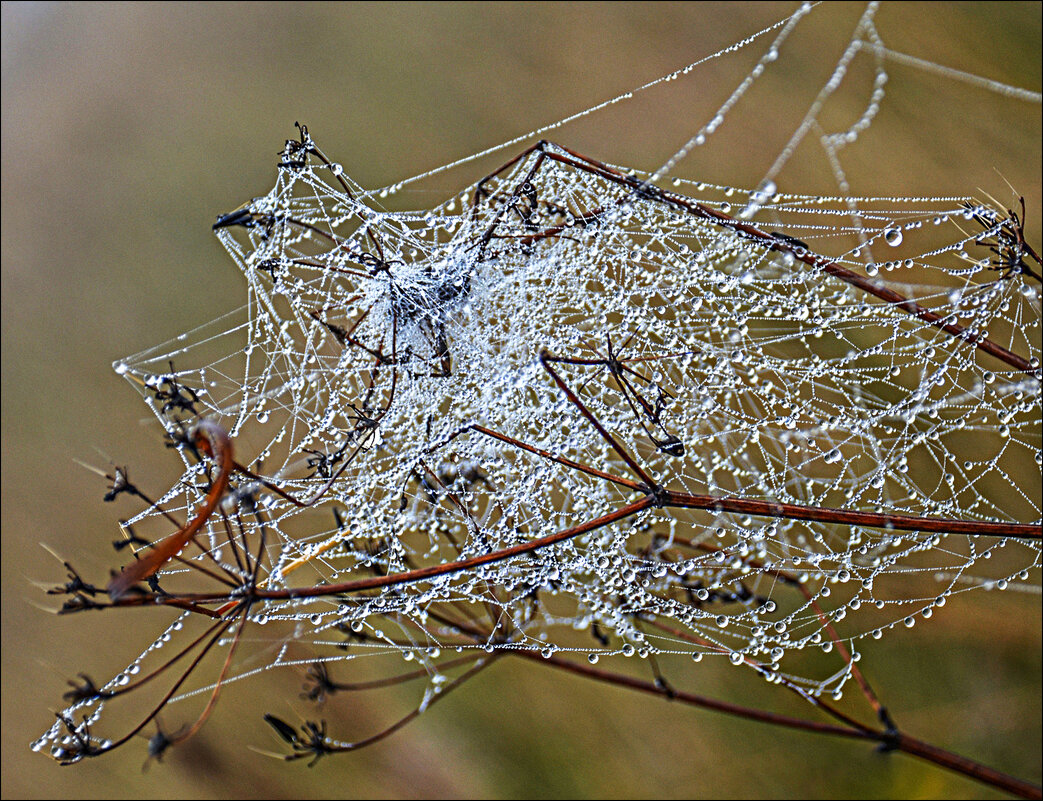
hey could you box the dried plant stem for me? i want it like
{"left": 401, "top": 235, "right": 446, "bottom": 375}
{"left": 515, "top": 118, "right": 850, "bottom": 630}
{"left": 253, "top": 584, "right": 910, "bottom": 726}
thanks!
{"left": 518, "top": 141, "right": 1038, "bottom": 374}
{"left": 518, "top": 651, "right": 1043, "bottom": 800}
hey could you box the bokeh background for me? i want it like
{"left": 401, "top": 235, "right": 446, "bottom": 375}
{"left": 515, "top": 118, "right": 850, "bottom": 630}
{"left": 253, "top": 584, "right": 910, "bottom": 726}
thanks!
{"left": 2, "top": 2, "right": 1040, "bottom": 798}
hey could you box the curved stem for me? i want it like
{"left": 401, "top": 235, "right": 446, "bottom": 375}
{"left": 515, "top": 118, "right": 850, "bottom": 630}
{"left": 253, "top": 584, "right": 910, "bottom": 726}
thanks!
{"left": 107, "top": 421, "right": 234, "bottom": 599}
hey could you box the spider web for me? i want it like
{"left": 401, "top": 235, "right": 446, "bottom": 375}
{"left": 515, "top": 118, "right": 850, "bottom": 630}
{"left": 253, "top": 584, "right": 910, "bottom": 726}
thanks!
{"left": 36, "top": 1, "right": 1041, "bottom": 761}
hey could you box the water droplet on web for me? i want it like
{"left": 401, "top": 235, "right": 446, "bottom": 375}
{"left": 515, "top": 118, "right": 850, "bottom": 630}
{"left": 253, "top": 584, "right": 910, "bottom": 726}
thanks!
{"left": 741, "top": 180, "right": 776, "bottom": 218}
{"left": 884, "top": 228, "right": 903, "bottom": 246}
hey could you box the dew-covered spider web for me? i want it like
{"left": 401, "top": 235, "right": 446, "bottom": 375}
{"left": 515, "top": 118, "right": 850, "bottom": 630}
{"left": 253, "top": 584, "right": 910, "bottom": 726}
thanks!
{"left": 37, "top": 1, "right": 1041, "bottom": 763}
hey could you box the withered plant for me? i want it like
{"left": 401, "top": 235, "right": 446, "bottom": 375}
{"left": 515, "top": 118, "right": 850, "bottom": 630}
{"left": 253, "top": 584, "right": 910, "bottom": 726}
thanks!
{"left": 33, "top": 4, "right": 1042, "bottom": 797}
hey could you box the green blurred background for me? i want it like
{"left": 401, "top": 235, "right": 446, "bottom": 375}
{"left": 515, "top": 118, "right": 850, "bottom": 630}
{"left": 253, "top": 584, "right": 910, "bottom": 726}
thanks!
{"left": 2, "top": 2, "right": 1040, "bottom": 798}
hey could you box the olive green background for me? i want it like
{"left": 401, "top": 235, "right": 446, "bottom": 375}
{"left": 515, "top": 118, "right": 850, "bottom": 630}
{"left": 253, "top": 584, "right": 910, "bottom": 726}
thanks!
{"left": 2, "top": 3, "right": 1040, "bottom": 798}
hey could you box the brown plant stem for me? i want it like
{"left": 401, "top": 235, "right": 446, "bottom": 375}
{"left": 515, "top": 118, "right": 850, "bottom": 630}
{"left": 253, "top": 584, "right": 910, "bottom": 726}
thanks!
{"left": 107, "top": 421, "right": 234, "bottom": 599}
{"left": 517, "top": 650, "right": 1042, "bottom": 800}
{"left": 496, "top": 141, "right": 1036, "bottom": 374}
{"left": 101, "top": 487, "right": 1040, "bottom": 612}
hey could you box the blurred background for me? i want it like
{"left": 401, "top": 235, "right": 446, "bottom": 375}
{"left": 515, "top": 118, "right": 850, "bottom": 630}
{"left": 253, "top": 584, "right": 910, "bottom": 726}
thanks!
{"left": 2, "top": 2, "right": 1040, "bottom": 798}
